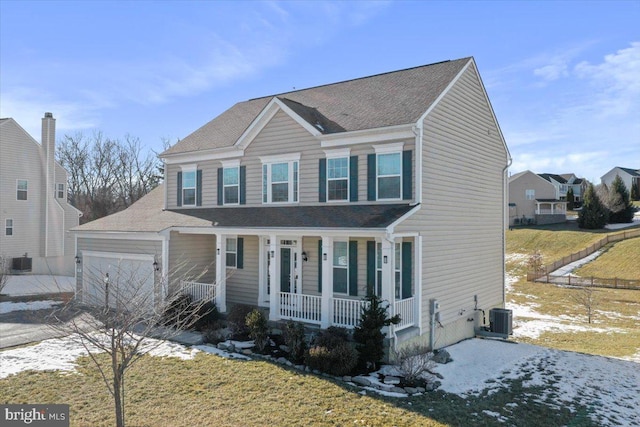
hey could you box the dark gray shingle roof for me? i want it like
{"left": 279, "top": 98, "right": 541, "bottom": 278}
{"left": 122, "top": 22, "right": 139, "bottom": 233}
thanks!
{"left": 162, "top": 58, "right": 471, "bottom": 155}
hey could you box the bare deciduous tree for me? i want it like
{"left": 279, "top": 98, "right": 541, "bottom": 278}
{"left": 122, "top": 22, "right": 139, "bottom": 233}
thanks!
{"left": 0, "top": 255, "right": 10, "bottom": 294}
{"left": 527, "top": 249, "right": 545, "bottom": 276}
{"left": 48, "top": 262, "right": 213, "bottom": 427}
{"left": 56, "top": 132, "right": 163, "bottom": 223}
{"left": 570, "top": 286, "right": 600, "bottom": 324}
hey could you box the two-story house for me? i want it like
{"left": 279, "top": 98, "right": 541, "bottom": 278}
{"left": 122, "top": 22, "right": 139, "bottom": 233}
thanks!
{"left": 601, "top": 167, "right": 640, "bottom": 199}
{"left": 73, "top": 57, "right": 511, "bottom": 351}
{"left": 559, "top": 173, "right": 587, "bottom": 206}
{"left": 0, "top": 113, "right": 82, "bottom": 275}
{"left": 508, "top": 171, "right": 567, "bottom": 225}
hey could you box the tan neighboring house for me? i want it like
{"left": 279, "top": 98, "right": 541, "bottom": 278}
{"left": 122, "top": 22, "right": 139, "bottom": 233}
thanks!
{"left": 73, "top": 57, "right": 511, "bottom": 350}
{"left": 508, "top": 170, "right": 567, "bottom": 226}
{"left": 0, "top": 113, "right": 82, "bottom": 275}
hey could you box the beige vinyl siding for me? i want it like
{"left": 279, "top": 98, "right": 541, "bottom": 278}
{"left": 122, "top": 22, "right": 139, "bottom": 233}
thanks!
{"left": 168, "top": 231, "right": 216, "bottom": 284}
{"left": 0, "top": 120, "right": 44, "bottom": 259}
{"left": 395, "top": 63, "right": 508, "bottom": 340}
{"left": 226, "top": 235, "right": 259, "bottom": 305}
{"left": 76, "top": 237, "right": 162, "bottom": 293}
{"left": 509, "top": 172, "right": 556, "bottom": 220}
{"left": 301, "top": 237, "right": 321, "bottom": 295}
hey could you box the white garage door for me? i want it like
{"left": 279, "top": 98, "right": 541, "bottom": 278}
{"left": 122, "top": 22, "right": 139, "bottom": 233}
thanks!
{"left": 82, "top": 251, "right": 155, "bottom": 311}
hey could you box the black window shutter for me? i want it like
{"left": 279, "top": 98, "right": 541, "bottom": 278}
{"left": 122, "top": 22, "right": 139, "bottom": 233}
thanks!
{"left": 366, "top": 241, "right": 375, "bottom": 296}
{"left": 318, "top": 239, "right": 323, "bottom": 292}
{"left": 196, "top": 170, "right": 203, "bottom": 206}
{"left": 348, "top": 241, "right": 358, "bottom": 296}
{"left": 177, "top": 171, "right": 183, "bottom": 207}
{"left": 349, "top": 155, "right": 358, "bottom": 202}
{"left": 319, "top": 158, "right": 327, "bottom": 202}
{"left": 367, "top": 153, "right": 376, "bottom": 201}
{"left": 237, "top": 238, "right": 244, "bottom": 269}
{"left": 401, "top": 241, "right": 412, "bottom": 299}
{"left": 402, "top": 150, "right": 413, "bottom": 200}
{"left": 217, "top": 168, "right": 223, "bottom": 206}
{"left": 240, "top": 166, "right": 246, "bottom": 205}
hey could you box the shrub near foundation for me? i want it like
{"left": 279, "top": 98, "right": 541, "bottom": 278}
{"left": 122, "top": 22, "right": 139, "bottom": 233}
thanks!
{"left": 305, "top": 327, "right": 358, "bottom": 376}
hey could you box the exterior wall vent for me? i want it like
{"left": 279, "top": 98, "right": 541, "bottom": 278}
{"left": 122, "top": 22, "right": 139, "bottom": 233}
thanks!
{"left": 489, "top": 308, "right": 513, "bottom": 335}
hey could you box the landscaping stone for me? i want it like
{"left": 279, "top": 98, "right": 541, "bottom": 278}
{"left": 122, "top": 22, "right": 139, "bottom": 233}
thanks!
{"left": 279, "top": 344, "right": 290, "bottom": 353}
{"left": 342, "top": 376, "right": 352, "bottom": 382}
{"left": 404, "top": 387, "right": 419, "bottom": 394}
{"left": 242, "top": 349, "right": 252, "bottom": 355}
{"left": 391, "top": 386, "right": 406, "bottom": 393}
{"left": 352, "top": 376, "right": 371, "bottom": 387}
{"left": 432, "top": 349, "right": 452, "bottom": 364}
{"left": 425, "top": 381, "right": 440, "bottom": 391}
{"left": 416, "top": 387, "right": 426, "bottom": 393}
{"left": 383, "top": 376, "right": 401, "bottom": 385}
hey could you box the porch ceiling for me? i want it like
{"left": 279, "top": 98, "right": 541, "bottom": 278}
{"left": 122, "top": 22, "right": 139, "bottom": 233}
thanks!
{"left": 169, "top": 204, "right": 415, "bottom": 229}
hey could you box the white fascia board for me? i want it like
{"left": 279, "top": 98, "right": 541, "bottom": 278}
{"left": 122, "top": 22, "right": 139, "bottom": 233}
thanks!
{"left": 162, "top": 147, "right": 245, "bottom": 165}
{"left": 323, "top": 147, "right": 351, "bottom": 158}
{"left": 260, "top": 152, "right": 301, "bottom": 163}
{"left": 386, "top": 203, "right": 421, "bottom": 234}
{"left": 82, "top": 250, "right": 155, "bottom": 262}
{"left": 170, "top": 226, "right": 386, "bottom": 239}
{"left": 319, "top": 124, "right": 415, "bottom": 148}
{"left": 235, "top": 97, "right": 322, "bottom": 151}
{"left": 74, "top": 231, "right": 164, "bottom": 241}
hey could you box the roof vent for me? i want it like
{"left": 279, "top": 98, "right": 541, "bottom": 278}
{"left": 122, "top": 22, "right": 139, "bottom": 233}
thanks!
{"left": 44, "top": 112, "right": 53, "bottom": 118}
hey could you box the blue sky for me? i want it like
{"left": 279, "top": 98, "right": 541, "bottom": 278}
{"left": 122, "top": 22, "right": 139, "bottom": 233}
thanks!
{"left": 1, "top": 1, "right": 638, "bottom": 183}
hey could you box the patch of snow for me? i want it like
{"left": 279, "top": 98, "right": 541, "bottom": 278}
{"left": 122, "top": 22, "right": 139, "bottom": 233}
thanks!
{"left": 605, "top": 219, "right": 640, "bottom": 230}
{"left": 194, "top": 344, "right": 252, "bottom": 360}
{"left": 482, "top": 410, "right": 508, "bottom": 423}
{"left": 2, "top": 275, "right": 75, "bottom": 296}
{"left": 0, "top": 300, "right": 62, "bottom": 314}
{"left": 433, "top": 338, "right": 640, "bottom": 426}
{"left": 360, "top": 386, "right": 407, "bottom": 398}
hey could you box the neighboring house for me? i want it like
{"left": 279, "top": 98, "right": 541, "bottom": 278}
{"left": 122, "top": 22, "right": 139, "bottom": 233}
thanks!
{"left": 73, "top": 57, "right": 511, "bottom": 351}
{"left": 508, "top": 170, "right": 567, "bottom": 225}
{"left": 601, "top": 167, "right": 640, "bottom": 196}
{"left": 0, "top": 113, "right": 82, "bottom": 275}
{"left": 559, "top": 173, "right": 588, "bottom": 206}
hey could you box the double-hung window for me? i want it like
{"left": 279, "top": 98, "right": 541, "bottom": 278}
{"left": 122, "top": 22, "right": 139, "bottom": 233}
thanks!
{"left": 226, "top": 238, "right": 237, "bottom": 268}
{"left": 261, "top": 153, "right": 300, "bottom": 204}
{"left": 182, "top": 170, "right": 197, "bottom": 206}
{"left": 223, "top": 167, "right": 239, "bottom": 204}
{"left": 5, "top": 219, "right": 13, "bottom": 236}
{"left": 377, "top": 152, "right": 402, "bottom": 199}
{"left": 333, "top": 241, "right": 348, "bottom": 294}
{"left": 16, "top": 180, "right": 28, "bottom": 201}
{"left": 525, "top": 189, "right": 535, "bottom": 200}
{"left": 327, "top": 157, "right": 349, "bottom": 201}
{"left": 57, "top": 183, "right": 65, "bottom": 199}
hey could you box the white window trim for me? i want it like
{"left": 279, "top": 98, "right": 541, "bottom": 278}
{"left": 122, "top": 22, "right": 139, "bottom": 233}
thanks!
{"left": 5, "top": 219, "right": 13, "bottom": 236}
{"left": 376, "top": 152, "right": 402, "bottom": 201}
{"left": 526, "top": 189, "right": 535, "bottom": 200}
{"left": 373, "top": 142, "right": 404, "bottom": 154}
{"left": 226, "top": 237, "right": 238, "bottom": 269}
{"left": 262, "top": 159, "right": 299, "bottom": 204}
{"left": 260, "top": 152, "right": 301, "bottom": 163}
{"left": 375, "top": 241, "right": 402, "bottom": 298}
{"left": 333, "top": 240, "right": 349, "bottom": 295}
{"left": 220, "top": 159, "right": 240, "bottom": 169}
{"left": 57, "top": 183, "right": 65, "bottom": 199}
{"left": 326, "top": 156, "right": 349, "bottom": 202}
{"left": 222, "top": 165, "right": 240, "bottom": 206}
{"left": 16, "top": 179, "right": 28, "bottom": 201}
{"left": 181, "top": 167, "right": 197, "bottom": 207}
{"left": 323, "top": 147, "right": 351, "bottom": 159}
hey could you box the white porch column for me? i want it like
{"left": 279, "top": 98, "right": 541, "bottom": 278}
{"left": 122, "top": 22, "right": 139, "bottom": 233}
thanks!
{"left": 380, "top": 238, "right": 395, "bottom": 335}
{"left": 268, "top": 235, "right": 279, "bottom": 321}
{"left": 320, "top": 236, "right": 333, "bottom": 328}
{"left": 215, "top": 234, "right": 227, "bottom": 313}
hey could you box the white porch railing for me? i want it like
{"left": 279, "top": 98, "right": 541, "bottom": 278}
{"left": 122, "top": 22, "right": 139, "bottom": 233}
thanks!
{"left": 180, "top": 280, "right": 218, "bottom": 302}
{"left": 278, "top": 292, "right": 322, "bottom": 325}
{"left": 332, "top": 297, "right": 367, "bottom": 328}
{"left": 393, "top": 297, "right": 415, "bottom": 331}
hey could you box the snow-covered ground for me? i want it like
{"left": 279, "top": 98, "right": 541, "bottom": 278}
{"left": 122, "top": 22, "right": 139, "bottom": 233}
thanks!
{"left": 434, "top": 338, "right": 640, "bottom": 427}
{"left": 0, "top": 300, "right": 62, "bottom": 314}
{"left": 2, "top": 275, "right": 75, "bottom": 296}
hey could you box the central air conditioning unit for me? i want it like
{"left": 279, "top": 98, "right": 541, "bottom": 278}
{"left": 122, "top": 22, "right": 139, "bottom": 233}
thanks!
{"left": 489, "top": 308, "right": 513, "bottom": 335}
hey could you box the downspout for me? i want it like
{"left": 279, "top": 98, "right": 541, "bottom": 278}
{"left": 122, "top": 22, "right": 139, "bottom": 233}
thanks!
{"left": 502, "top": 155, "right": 513, "bottom": 307}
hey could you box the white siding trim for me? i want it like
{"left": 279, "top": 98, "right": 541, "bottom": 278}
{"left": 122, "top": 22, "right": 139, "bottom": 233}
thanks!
{"left": 73, "top": 232, "right": 164, "bottom": 241}
{"left": 373, "top": 142, "right": 404, "bottom": 154}
{"left": 323, "top": 147, "right": 351, "bottom": 158}
{"left": 82, "top": 250, "right": 155, "bottom": 262}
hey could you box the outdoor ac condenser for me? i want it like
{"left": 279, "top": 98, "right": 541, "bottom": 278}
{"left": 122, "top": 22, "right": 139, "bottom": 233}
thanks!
{"left": 489, "top": 308, "right": 513, "bottom": 335}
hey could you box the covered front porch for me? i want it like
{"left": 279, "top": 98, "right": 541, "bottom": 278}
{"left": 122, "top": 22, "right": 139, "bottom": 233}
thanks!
{"left": 176, "top": 232, "right": 419, "bottom": 333}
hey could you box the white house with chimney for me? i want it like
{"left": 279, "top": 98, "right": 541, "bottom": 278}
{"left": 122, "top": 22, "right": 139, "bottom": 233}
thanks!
{"left": 0, "top": 112, "right": 82, "bottom": 275}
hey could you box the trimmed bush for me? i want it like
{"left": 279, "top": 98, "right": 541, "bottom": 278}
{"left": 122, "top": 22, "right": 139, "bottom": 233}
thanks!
{"left": 283, "top": 321, "right": 306, "bottom": 364}
{"left": 227, "top": 304, "right": 253, "bottom": 339}
{"left": 246, "top": 309, "right": 269, "bottom": 353}
{"left": 305, "top": 342, "right": 358, "bottom": 376}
